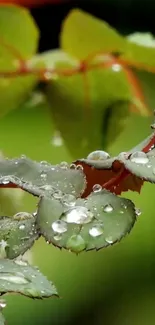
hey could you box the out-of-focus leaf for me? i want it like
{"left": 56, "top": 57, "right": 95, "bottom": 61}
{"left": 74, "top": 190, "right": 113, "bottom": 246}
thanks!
{"left": 0, "top": 213, "right": 38, "bottom": 259}
{"left": 60, "top": 9, "right": 125, "bottom": 59}
{"left": 46, "top": 62, "right": 134, "bottom": 159}
{"left": 0, "top": 5, "right": 39, "bottom": 117}
{"left": 0, "top": 4, "right": 38, "bottom": 59}
{"left": 37, "top": 190, "right": 136, "bottom": 252}
{"left": 0, "top": 259, "right": 58, "bottom": 298}
{"left": 0, "top": 312, "right": 5, "bottom": 325}
{"left": 0, "top": 157, "right": 86, "bottom": 198}
{"left": 123, "top": 33, "right": 155, "bottom": 70}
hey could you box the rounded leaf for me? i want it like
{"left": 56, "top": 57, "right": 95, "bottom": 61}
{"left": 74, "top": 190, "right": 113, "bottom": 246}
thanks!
{"left": 37, "top": 190, "right": 136, "bottom": 253}
{"left": 0, "top": 259, "right": 58, "bottom": 298}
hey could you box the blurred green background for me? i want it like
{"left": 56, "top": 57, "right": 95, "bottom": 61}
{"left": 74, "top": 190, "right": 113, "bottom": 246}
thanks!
{"left": 1, "top": 0, "right": 155, "bottom": 324}
{"left": 1, "top": 99, "right": 155, "bottom": 325}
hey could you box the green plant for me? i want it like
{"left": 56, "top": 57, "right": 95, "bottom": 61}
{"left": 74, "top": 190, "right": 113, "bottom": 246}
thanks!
{"left": 1, "top": 4, "right": 155, "bottom": 323}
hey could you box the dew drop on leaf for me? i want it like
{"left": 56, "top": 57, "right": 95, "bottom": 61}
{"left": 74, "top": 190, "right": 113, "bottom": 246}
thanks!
{"left": 89, "top": 224, "right": 104, "bottom": 237}
{"left": 112, "top": 63, "right": 122, "bottom": 72}
{"left": 87, "top": 150, "right": 110, "bottom": 160}
{"left": 51, "top": 220, "right": 68, "bottom": 234}
{"left": 105, "top": 236, "right": 114, "bottom": 244}
{"left": 60, "top": 161, "right": 69, "bottom": 169}
{"left": 62, "top": 206, "right": 94, "bottom": 224}
{"left": 135, "top": 208, "right": 141, "bottom": 217}
{"left": 130, "top": 151, "right": 149, "bottom": 164}
{"left": 14, "top": 260, "right": 28, "bottom": 266}
{"left": 62, "top": 194, "right": 76, "bottom": 207}
{"left": 19, "top": 224, "right": 26, "bottom": 230}
{"left": 53, "top": 234, "right": 62, "bottom": 241}
{"left": 53, "top": 190, "right": 63, "bottom": 200}
{"left": 66, "top": 235, "right": 86, "bottom": 252}
{"left": 92, "top": 184, "right": 102, "bottom": 193}
{"left": 103, "top": 204, "right": 113, "bottom": 213}
{"left": 76, "top": 164, "right": 84, "bottom": 171}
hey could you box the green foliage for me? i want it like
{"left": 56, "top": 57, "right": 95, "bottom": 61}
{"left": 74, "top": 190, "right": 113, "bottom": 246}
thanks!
{"left": 1, "top": 4, "right": 155, "bottom": 324}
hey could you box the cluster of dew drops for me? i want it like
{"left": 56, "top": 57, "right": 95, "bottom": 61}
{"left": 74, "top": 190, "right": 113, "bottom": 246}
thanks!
{"left": 49, "top": 149, "right": 142, "bottom": 245}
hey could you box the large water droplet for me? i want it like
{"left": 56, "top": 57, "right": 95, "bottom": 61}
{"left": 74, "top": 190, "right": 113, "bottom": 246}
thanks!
{"left": 92, "top": 184, "right": 102, "bottom": 193}
{"left": 89, "top": 224, "right": 104, "bottom": 237}
{"left": 66, "top": 235, "right": 86, "bottom": 252}
{"left": 105, "top": 236, "right": 114, "bottom": 244}
{"left": 104, "top": 204, "right": 113, "bottom": 213}
{"left": 51, "top": 220, "right": 67, "bottom": 233}
{"left": 130, "top": 151, "right": 149, "bottom": 164}
{"left": 62, "top": 194, "right": 76, "bottom": 207}
{"left": 0, "top": 272, "right": 29, "bottom": 284}
{"left": 0, "top": 176, "right": 10, "bottom": 185}
{"left": 62, "top": 206, "right": 94, "bottom": 224}
{"left": 87, "top": 150, "right": 110, "bottom": 160}
{"left": 112, "top": 63, "right": 122, "bottom": 72}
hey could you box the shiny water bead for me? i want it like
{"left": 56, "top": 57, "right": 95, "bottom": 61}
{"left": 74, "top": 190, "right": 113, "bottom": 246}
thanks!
{"left": 60, "top": 161, "right": 69, "bottom": 169}
{"left": 13, "top": 212, "right": 33, "bottom": 220}
{"left": 53, "top": 190, "right": 63, "bottom": 200}
{"left": 51, "top": 220, "right": 67, "bottom": 234}
{"left": 62, "top": 206, "right": 94, "bottom": 224}
{"left": 112, "top": 63, "right": 122, "bottom": 72}
{"left": 135, "top": 208, "right": 141, "bottom": 217}
{"left": 0, "top": 300, "right": 6, "bottom": 309}
{"left": 130, "top": 151, "right": 149, "bottom": 164}
{"left": 76, "top": 164, "right": 84, "bottom": 171}
{"left": 89, "top": 225, "right": 104, "bottom": 237}
{"left": 103, "top": 204, "right": 113, "bottom": 213}
{"left": 62, "top": 194, "right": 76, "bottom": 207}
{"left": 87, "top": 150, "right": 110, "bottom": 160}
{"left": 92, "top": 184, "right": 102, "bottom": 193}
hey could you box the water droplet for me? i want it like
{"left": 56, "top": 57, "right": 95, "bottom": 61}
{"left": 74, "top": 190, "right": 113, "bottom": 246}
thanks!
{"left": 62, "top": 194, "right": 76, "bottom": 207}
{"left": 92, "top": 184, "right": 102, "bottom": 193}
{"left": 40, "top": 184, "right": 54, "bottom": 192}
{"left": 53, "top": 190, "right": 63, "bottom": 199}
{"left": 70, "top": 163, "right": 76, "bottom": 169}
{"left": 0, "top": 300, "right": 6, "bottom": 309}
{"left": 15, "top": 260, "right": 28, "bottom": 266}
{"left": 66, "top": 235, "right": 86, "bottom": 252}
{"left": 40, "top": 160, "right": 48, "bottom": 165}
{"left": 87, "top": 150, "right": 110, "bottom": 160}
{"left": 40, "top": 172, "right": 47, "bottom": 179}
{"left": 60, "top": 161, "right": 69, "bottom": 169}
{"left": 135, "top": 208, "right": 141, "bottom": 217}
{"left": 104, "top": 204, "right": 113, "bottom": 213}
{"left": 51, "top": 131, "right": 63, "bottom": 147}
{"left": 112, "top": 63, "right": 122, "bottom": 72}
{"left": 76, "top": 164, "right": 83, "bottom": 171}
{"left": 130, "top": 151, "right": 149, "bottom": 164}
{"left": 0, "top": 273, "right": 29, "bottom": 284}
{"left": 13, "top": 212, "right": 33, "bottom": 220}
{"left": 51, "top": 220, "right": 67, "bottom": 233}
{"left": 21, "top": 154, "right": 26, "bottom": 159}
{"left": 19, "top": 224, "right": 25, "bottom": 230}
{"left": 0, "top": 240, "right": 8, "bottom": 249}
{"left": 54, "top": 234, "right": 62, "bottom": 241}
{"left": 105, "top": 236, "right": 114, "bottom": 244}
{"left": 0, "top": 176, "right": 10, "bottom": 185}
{"left": 89, "top": 225, "right": 104, "bottom": 237}
{"left": 62, "top": 206, "right": 94, "bottom": 224}
{"left": 118, "top": 152, "right": 129, "bottom": 160}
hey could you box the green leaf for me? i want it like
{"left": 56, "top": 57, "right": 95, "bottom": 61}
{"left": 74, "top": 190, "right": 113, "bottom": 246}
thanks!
{"left": 119, "top": 150, "right": 155, "bottom": 183}
{"left": 0, "top": 5, "right": 38, "bottom": 58}
{"left": 0, "top": 312, "right": 5, "bottom": 325}
{"left": 0, "top": 5, "right": 39, "bottom": 118}
{"left": 37, "top": 190, "right": 136, "bottom": 252}
{"left": 0, "top": 157, "right": 86, "bottom": 198}
{"left": 0, "top": 259, "right": 58, "bottom": 298}
{"left": 60, "top": 8, "right": 125, "bottom": 59}
{"left": 0, "top": 213, "right": 38, "bottom": 259}
{"left": 46, "top": 61, "right": 132, "bottom": 158}
{"left": 124, "top": 33, "right": 155, "bottom": 70}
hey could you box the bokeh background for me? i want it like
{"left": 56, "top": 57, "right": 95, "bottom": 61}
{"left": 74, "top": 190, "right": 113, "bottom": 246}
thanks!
{"left": 1, "top": 1, "right": 155, "bottom": 324}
